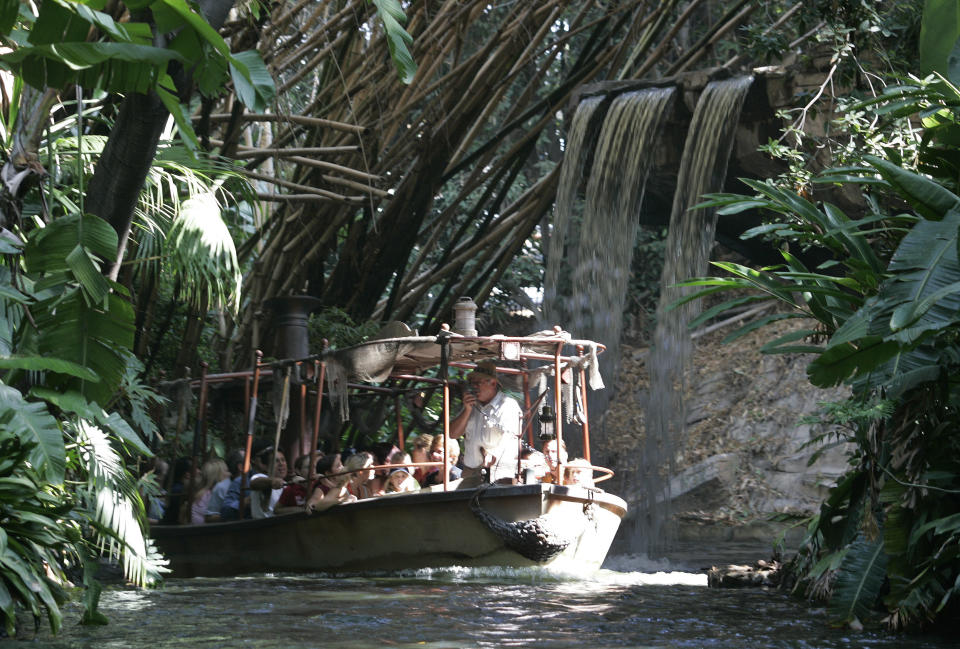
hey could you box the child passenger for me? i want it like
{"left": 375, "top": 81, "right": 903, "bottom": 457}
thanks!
{"left": 386, "top": 467, "right": 419, "bottom": 493}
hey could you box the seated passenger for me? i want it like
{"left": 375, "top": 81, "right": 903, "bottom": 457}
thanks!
{"left": 386, "top": 467, "right": 419, "bottom": 493}
{"left": 541, "top": 438, "right": 568, "bottom": 484}
{"left": 409, "top": 434, "right": 433, "bottom": 484}
{"left": 343, "top": 451, "right": 376, "bottom": 500}
{"left": 249, "top": 446, "right": 287, "bottom": 518}
{"left": 370, "top": 443, "right": 399, "bottom": 495}
{"left": 520, "top": 448, "right": 548, "bottom": 482}
{"left": 562, "top": 458, "right": 594, "bottom": 488}
{"left": 141, "top": 458, "right": 168, "bottom": 524}
{"left": 161, "top": 456, "right": 194, "bottom": 525}
{"left": 190, "top": 458, "right": 229, "bottom": 524}
{"left": 204, "top": 450, "right": 242, "bottom": 522}
{"left": 305, "top": 453, "right": 356, "bottom": 513}
{"left": 274, "top": 454, "right": 314, "bottom": 514}
{"left": 422, "top": 437, "right": 462, "bottom": 486}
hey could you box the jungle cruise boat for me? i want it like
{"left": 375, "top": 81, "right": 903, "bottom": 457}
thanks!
{"left": 151, "top": 304, "right": 626, "bottom": 577}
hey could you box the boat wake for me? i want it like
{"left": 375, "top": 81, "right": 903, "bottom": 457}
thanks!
{"left": 314, "top": 553, "right": 707, "bottom": 587}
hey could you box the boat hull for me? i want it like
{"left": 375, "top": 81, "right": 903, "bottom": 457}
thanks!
{"left": 151, "top": 483, "right": 626, "bottom": 576}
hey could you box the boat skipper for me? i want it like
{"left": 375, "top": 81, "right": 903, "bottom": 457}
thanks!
{"left": 450, "top": 359, "right": 522, "bottom": 483}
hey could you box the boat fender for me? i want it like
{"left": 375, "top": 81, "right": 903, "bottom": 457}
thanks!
{"left": 469, "top": 484, "right": 586, "bottom": 562}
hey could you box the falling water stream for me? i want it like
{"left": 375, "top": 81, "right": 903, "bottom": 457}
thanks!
{"left": 545, "top": 77, "right": 754, "bottom": 555}
{"left": 639, "top": 76, "right": 754, "bottom": 554}
{"left": 545, "top": 87, "right": 676, "bottom": 426}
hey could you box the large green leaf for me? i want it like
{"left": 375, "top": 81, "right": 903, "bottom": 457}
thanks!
{"left": 830, "top": 535, "right": 888, "bottom": 625}
{"left": 156, "top": 72, "right": 200, "bottom": 152}
{"left": 920, "top": 0, "right": 960, "bottom": 79}
{"left": 27, "top": 0, "right": 89, "bottom": 45}
{"left": 0, "top": 384, "right": 65, "bottom": 484}
{"left": 24, "top": 214, "right": 117, "bottom": 274}
{"left": 369, "top": 0, "right": 417, "bottom": 84}
{"left": 0, "top": 355, "right": 99, "bottom": 381}
{"left": 30, "top": 389, "right": 150, "bottom": 456}
{"left": 883, "top": 211, "right": 960, "bottom": 340}
{"left": 228, "top": 50, "right": 275, "bottom": 113}
{"left": 159, "top": 0, "right": 229, "bottom": 57}
{"left": 0, "top": 42, "right": 185, "bottom": 93}
{"left": 32, "top": 290, "right": 134, "bottom": 405}
{"left": 807, "top": 337, "right": 901, "bottom": 387}
{"left": 65, "top": 244, "right": 110, "bottom": 306}
{"left": 865, "top": 155, "right": 960, "bottom": 220}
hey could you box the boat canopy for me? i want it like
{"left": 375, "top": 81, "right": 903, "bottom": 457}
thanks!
{"left": 322, "top": 329, "right": 604, "bottom": 383}
{"left": 318, "top": 328, "right": 605, "bottom": 424}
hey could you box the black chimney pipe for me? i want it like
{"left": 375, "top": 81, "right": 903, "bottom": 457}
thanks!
{"left": 264, "top": 295, "right": 322, "bottom": 465}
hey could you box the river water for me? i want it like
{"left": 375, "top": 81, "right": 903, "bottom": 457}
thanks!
{"left": 5, "top": 552, "right": 953, "bottom": 649}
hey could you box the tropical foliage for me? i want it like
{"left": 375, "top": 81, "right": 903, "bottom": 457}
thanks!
{"left": 679, "top": 70, "right": 960, "bottom": 629}
{"left": 0, "top": 0, "right": 278, "bottom": 632}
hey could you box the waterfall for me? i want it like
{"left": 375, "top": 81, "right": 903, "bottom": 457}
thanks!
{"left": 636, "top": 76, "right": 754, "bottom": 555}
{"left": 546, "top": 89, "right": 676, "bottom": 432}
{"left": 543, "top": 95, "right": 604, "bottom": 327}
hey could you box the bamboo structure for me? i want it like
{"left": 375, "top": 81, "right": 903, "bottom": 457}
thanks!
{"left": 174, "top": 1, "right": 807, "bottom": 368}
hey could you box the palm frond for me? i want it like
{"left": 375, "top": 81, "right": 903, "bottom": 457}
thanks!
{"left": 70, "top": 420, "right": 168, "bottom": 586}
{"left": 165, "top": 192, "right": 241, "bottom": 312}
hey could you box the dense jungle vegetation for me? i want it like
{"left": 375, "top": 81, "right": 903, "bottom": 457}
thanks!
{"left": 0, "top": 0, "right": 954, "bottom": 634}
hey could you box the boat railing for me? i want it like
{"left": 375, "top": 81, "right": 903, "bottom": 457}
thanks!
{"left": 317, "top": 460, "right": 614, "bottom": 488}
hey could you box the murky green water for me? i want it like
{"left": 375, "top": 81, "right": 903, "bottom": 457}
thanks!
{"left": 3, "top": 555, "right": 952, "bottom": 648}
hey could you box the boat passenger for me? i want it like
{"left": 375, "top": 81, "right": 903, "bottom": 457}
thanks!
{"left": 409, "top": 434, "right": 433, "bottom": 484}
{"left": 204, "top": 449, "right": 243, "bottom": 522}
{"left": 541, "top": 438, "right": 568, "bottom": 484}
{"left": 304, "top": 454, "right": 357, "bottom": 513}
{"left": 141, "top": 458, "right": 168, "bottom": 524}
{"left": 422, "top": 437, "right": 462, "bottom": 486}
{"left": 274, "top": 454, "right": 313, "bottom": 514}
{"left": 249, "top": 446, "right": 287, "bottom": 518}
{"left": 562, "top": 458, "right": 594, "bottom": 489}
{"left": 520, "top": 448, "right": 548, "bottom": 482}
{"left": 161, "top": 457, "right": 195, "bottom": 525}
{"left": 343, "top": 451, "right": 376, "bottom": 499}
{"left": 190, "top": 458, "right": 229, "bottom": 524}
{"left": 449, "top": 359, "right": 522, "bottom": 483}
{"left": 386, "top": 467, "right": 419, "bottom": 493}
{"left": 370, "top": 443, "right": 398, "bottom": 495}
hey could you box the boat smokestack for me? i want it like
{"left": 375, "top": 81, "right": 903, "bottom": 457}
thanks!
{"left": 453, "top": 296, "right": 478, "bottom": 336}
{"left": 265, "top": 295, "right": 322, "bottom": 461}
{"left": 266, "top": 295, "right": 322, "bottom": 364}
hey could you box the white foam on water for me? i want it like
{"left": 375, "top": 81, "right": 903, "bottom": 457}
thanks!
{"left": 358, "top": 553, "right": 708, "bottom": 587}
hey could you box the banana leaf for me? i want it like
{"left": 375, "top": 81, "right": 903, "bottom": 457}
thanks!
{"left": 829, "top": 534, "right": 888, "bottom": 625}
{"left": 865, "top": 155, "right": 960, "bottom": 220}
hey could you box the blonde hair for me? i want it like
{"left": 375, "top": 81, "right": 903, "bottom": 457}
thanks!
{"left": 199, "top": 458, "right": 228, "bottom": 491}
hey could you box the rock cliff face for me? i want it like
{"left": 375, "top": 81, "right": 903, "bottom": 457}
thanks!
{"left": 598, "top": 316, "right": 850, "bottom": 545}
